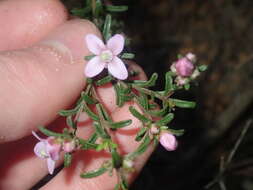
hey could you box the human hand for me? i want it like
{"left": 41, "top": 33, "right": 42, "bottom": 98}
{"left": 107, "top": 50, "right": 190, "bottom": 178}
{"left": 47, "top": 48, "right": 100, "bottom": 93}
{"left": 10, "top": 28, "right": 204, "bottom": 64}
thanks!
{"left": 0, "top": 0, "right": 154, "bottom": 189}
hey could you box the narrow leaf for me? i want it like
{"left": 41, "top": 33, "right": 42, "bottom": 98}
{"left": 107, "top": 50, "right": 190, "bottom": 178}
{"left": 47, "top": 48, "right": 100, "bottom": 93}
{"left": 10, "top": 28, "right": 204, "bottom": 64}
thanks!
{"left": 168, "top": 129, "right": 185, "bottom": 136}
{"left": 129, "top": 106, "right": 151, "bottom": 123}
{"left": 109, "top": 119, "right": 132, "bottom": 129}
{"left": 103, "top": 14, "right": 112, "bottom": 41}
{"left": 164, "top": 71, "right": 174, "bottom": 94}
{"left": 169, "top": 98, "right": 196, "bottom": 108}
{"left": 129, "top": 135, "right": 151, "bottom": 159}
{"left": 148, "top": 104, "right": 168, "bottom": 117}
{"left": 66, "top": 116, "right": 77, "bottom": 129}
{"left": 198, "top": 65, "right": 208, "bottom": 72}
{"left": 58, "top": 104, "right": 81, "bottom": 116}
{"left": 121, "top": 53, "right": 135, "bottom": 59}
{"left": 135, "top": 127, "right": 148, "bottom": 141}
{"left": 39, "top": 127, "right": 65, "bottom": 138}
{"left": 88, "top": 133, "right": 98, "bottom": 143}
{"left": 105, "top": 5, "right": 128, "bottom": 12}
{"left": 111, "top": 148, "right": 122, "bottom": 169}
{"left": 156, "top": 113, "right": 174, "bottom": 126}
{"left": 64, "top": 153, "right": 72, "bottom": 167}
{"left": 83, "top": 94, "right": 97, "bottom": 104}
{"left": 84, "top": 55, "right": 95, "bottom": 61}
{"left": 83, "top": 102, "right": 99, "bottom": 121}
{"left": 78, "top": 138, "right": 98, "bottom": 150}
{"left": 94, "top": 122, "right": 110, "bottom": 139}
{"left": 95, "top": 75, "right": 113, "bottom": 86}
{"left": 80, "top": 167, "right": 107, "bottom": 178}
{"left": 133, "top": 73, "right": 158, "bottom": 87}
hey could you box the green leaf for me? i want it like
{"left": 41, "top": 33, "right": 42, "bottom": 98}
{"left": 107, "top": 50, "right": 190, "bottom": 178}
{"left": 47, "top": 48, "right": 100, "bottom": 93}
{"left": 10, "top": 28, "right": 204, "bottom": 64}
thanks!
{"left": 135, "top": 127, "right": 148, "bottom": 141}
{"left": 95, "top": 75, "right": 113, "bottom": 86}
{"left": 64, "top": 153, "right": 72, "bottom": 167}
{"left": 84, "top": 55, "right": 95, "bottom": 61}
{"left": 92, "top": 0, "right": 103, "bottom": 17}
{"left": 111, "top": 148, "right": 122, "bottom": 169}
{"left": 120, "top": 178, "right": 129, "bottom": 190}
{"left": 105, "top": 5, "right": 128, "bottom": 12}
{"left": 103, "top": 14, "right": 112, "bottom": 41}
{"left": 169, "top": 98, "right": 196, "bottom": 108}
{"left": 83, "top": 94, "right": 97, "bottom": 104}
{"left": 147, "top": 104, "right": 168, "bottom": 117}
{"left": 133, "top": 73, "right": 158, "bottom": 87}
{"left": 109, "top": 120, "right": 132, "bottom": 129}
{"left": 184, "top": 83, "right": 190, "bottom": 90}
{"left": 129, "top": 135, "right": 151, "bottom": 159}
{"left": 121, "top": 53, "right": 135, "bottom": 59}
{"left": 83, "top": 102, "right": 99, "bottom": 121}
{"left": 129, "top": 106, "right": 151, "bottom": 123}
{"left": 168, "top": 129, "right": 185, "bottom": 136}
{"left": 38, "top": 127, "right": 65, "bottom": 138}
{"left": 94, "top": 122, "right": 110, "bottom": 139}
{"left": 164, "top": 71, "right": 174, "bottom": 94}
{"left": 88, "top": 133, "right": 98, "bottom": 143}
{"left": 96, "top": 103, "right": 112, "bottom": 121}
{"left": 71, "top": 7, "right": 91, "bottom": 17}
{"left": 66, "top": 116, "right": 77, "bottom": 129}
{"left": 58, "top": 104, "right": 81, "bottom": 116}
{"left": 156, "top": 113, "right": 174, "bottom": 126}
{"left": 114, "top": 184, "right": 120, "bottom": 190}
{"left": 198, "top": 65, "right": 208, "bottom": 72}
{"left": 80, "top": 167, "right": 107, "bottom": 178}
{"left": 135, "top": 93, "right": 149, "bottom": 110}
{"left": 78, "top": 138, "right": 98, "bottom": 150}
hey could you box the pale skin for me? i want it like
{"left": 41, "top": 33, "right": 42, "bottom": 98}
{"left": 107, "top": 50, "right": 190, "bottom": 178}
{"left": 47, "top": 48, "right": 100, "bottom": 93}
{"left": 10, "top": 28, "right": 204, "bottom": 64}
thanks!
{"left": 0, "top": 0, "right": 154, "bottom": 189}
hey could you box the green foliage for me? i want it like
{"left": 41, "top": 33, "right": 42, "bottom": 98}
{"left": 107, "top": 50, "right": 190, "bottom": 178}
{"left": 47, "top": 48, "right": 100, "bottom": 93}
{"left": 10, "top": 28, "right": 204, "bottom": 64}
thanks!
{"left": 64, "top": 153, "right": 72, "bottom": 167}
{"left": 80, "top": 167, "right": 108, "bottom": 178}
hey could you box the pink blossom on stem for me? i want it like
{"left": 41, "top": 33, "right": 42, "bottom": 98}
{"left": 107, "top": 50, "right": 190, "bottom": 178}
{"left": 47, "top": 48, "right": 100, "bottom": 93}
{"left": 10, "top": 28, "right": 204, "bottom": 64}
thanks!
{"left": 85, "top": 34, "right": 128, "bottom": 80}
{"left": 159, "top": 132, "right": 178, "bottom": 151}
{"left": 174, "top": 57, "right": 195, "bottom": 77}
{"left": 32, "top": 131, "right": 61, "bottom": 174}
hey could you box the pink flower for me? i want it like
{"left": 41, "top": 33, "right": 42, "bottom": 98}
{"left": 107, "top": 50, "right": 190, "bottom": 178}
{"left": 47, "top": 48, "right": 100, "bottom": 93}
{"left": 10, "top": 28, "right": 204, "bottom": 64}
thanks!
{"left": 159, "top": 132, "right": 178, "bottom": 151}
{"left": 85, "top": 34, "right": 128, "bottom": 80}
{"left": 32, "top": 131, "right": 61, "bottom": 174}
{"left": 174, "top": 57, "right": 194, "bottom": 77}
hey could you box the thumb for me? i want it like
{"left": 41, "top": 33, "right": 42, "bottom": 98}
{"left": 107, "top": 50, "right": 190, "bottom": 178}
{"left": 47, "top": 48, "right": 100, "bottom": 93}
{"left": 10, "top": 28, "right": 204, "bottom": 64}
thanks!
{"left": 0, "top": 19, "right": 99, "bottom": 142}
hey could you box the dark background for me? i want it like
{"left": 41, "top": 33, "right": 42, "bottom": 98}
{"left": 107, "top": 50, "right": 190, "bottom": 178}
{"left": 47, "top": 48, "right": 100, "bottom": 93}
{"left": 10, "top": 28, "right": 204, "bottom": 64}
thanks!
{"left": 62, "top": 1, "right": 253, "bottom": 189}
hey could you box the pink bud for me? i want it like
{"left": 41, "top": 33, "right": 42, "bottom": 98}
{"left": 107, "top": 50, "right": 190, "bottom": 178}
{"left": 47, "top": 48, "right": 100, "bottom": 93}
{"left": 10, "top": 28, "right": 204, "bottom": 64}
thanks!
{"left": 174, "top": 57, "right": 194, "bottom": 77}
{"left": 159, "top": 132, "right": 178, "bottom": 151}
{"left": 186, "top": 53, "right": 196, "bottom": 63}
{"left": 63, "top": 140, "right": 75, "bottom": 153}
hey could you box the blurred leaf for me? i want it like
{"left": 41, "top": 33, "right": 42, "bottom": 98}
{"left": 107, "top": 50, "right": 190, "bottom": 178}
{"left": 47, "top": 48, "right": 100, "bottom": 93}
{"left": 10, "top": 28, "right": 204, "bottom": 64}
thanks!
{"left": 95, "top": 75, "right": 113, "bottom": 86}
{"left": 59, "top": 104, "right": 81, "bottom": 116}
{"left": 198, "top": 65, "right": 208, "bottom": 72}
{"left": 133, "top": 73, "right": 158, "bottom": 87}
{"left": 66, "top": 115, "right": 77, "bottom": 129}
{"left": 129, "top": 135, "right": 151, "bottom": 159}
{"left": 83, "top": 94, "right": 97, "bottom": 104}
{"left": 168, "top": 129, "right": 185, "bottom": 136}
{"left": 169, "top": 98, "right": 196, "bottom": 108}
{"left": 80, "top": 167, "right": 107, "bottom": 178}
{"left": 135, "top": 127, "right": 148, "bottom": 141}
{"left": 94, "top": 122, "right": 110, "bottom": 139}
{"left": 103, "top": 14, "right": 112, "bottom": 41}
{"left": 83, "top": 102, "right": 99, "bottom": 121}
{"left": 84, "top": 55, "right": 95, "bottom": 61}
{"left": 111, "top": 148, "right": 122, "bottom": 168}
{"left": 105, "top": 5, "right": 128, "bottom": 12}
{"left": 64, "top": 153, "right": 72, "bottom": 167}
{"left": 156, "top": 113, "right": 174, "bottom": 126}
{"left": 78, "top": 138, "right": 98, "bottom": 150}
{"left": 121, "top": 53, "right": 135, "bottom": 59}
{"left": 164, "top": 71, "right": 174, "bottom": 94}
{"left": 109, "top": 119, "right": 132, "bottom": 129}
{"left": 129, "top": 106, "right": 151, "bottom": 123}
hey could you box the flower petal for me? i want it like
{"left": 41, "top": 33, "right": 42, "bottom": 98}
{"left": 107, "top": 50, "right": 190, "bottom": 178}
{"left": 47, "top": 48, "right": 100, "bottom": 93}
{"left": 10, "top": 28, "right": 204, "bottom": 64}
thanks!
{"left": 108, "top": 57, "right": 128, "bottom": 80}
{"left": 159, "top": 133, "right": 178, "bottom": 151}
{"left": 84, "top": 56, "right": 106, "bottom": 78}
{"left": 107, "top": 34, "right": 124, "bottom": 55}
{"left": 86, "top": 34, "right": 105, "bottom": 55}
{"left": 46, "top": 142, "right": 61, "bottom": 161}
{"left": 47, "top": 158, "right": 56, "bottom": 175}
{"left": 34, "top": 141, "right": 48, "bottom": 158}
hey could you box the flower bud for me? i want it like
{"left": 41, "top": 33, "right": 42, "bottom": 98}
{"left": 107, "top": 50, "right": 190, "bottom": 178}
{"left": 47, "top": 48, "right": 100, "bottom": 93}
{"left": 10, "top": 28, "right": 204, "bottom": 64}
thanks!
{"left": 186, "top": 52, "right": 196, "bottom": 63}
{"left": 174, "top": 57, "right": 194, "bottom": 77}
{"left": 159, "top": 132, "right": 178, "bottom": 151}
{"left": 63, "top": 140, "right": 76, "bottom": 153}
{"left": 150, "top": 125, "right": 159, "bottom": 135}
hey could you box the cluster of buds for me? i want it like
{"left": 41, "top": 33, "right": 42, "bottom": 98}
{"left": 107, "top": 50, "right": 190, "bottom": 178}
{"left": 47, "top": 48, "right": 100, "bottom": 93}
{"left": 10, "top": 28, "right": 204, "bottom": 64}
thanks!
{"left": 170, "top": 53, "right": 200, "bottom": 86}
{"left": 150, "top": 125, "right": 178, "bottom": 151}
{"left": 32, "top": 131, "right": 76, "bottom": 174}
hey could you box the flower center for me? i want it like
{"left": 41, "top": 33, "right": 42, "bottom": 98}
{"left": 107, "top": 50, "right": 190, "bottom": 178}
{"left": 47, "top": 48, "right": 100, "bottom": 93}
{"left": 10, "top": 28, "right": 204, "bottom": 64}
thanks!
{"left": 40, "top": 149, "right": 48, "bottom": 158}
{"left": 100, "top": 50, "right": 113, "bottom": 63}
